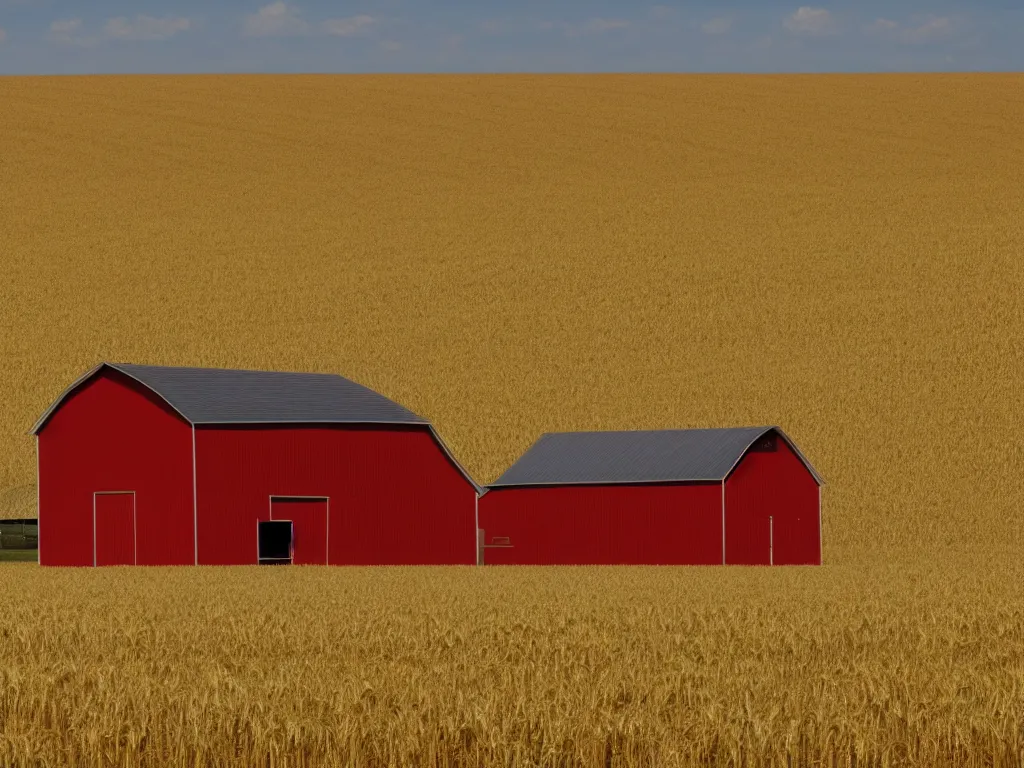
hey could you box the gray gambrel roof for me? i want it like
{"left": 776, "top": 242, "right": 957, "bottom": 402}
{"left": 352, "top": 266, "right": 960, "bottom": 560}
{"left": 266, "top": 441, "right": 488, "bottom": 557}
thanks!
{"left": 32, "top": 363, "right": 480, "bottom": 491}
{"left": 487, "top": 426, "right": 823, "bottom": 489}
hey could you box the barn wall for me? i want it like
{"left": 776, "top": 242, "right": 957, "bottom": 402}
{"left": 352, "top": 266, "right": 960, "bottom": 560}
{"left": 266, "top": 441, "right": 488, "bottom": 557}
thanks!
{"left": 724, "top": 435, "right": 820, "bottom": 565}
{"left": 478, "top": 483, "right": 723, "bottom": 565}
{"left": 194, "top": 425, "right": 477, "bottom": 565}
{"left": 36, "top": 370, "right": 195, "bottom": 566}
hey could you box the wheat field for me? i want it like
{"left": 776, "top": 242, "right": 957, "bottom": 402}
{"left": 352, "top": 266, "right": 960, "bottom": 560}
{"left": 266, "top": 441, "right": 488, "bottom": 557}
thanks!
{"left": 1, "top": 74, "right": 1023, "bottom": 765}
{"left": 2, "top": 563, "right": 1023, "bottom": 768}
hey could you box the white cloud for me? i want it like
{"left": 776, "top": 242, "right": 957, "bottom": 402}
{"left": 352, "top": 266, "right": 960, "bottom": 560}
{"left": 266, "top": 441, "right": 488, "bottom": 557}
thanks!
{"left": 48, "top": 18, "right": 89, "bottom": 45}
{"left": 868, "top": 18, "right": 899, "bottom": 34}
{"left": 541, "top": 17, "right": 630, "bottom": 38}
{"left": 784, "top": 6, "right": 836, "bottom": 36}
{"left": 322, "top": 14, "right": 373, "bottom": 37}
{"left": 582, "top": 18, "right": 630, "bottom": 34}
{"left": 104, "top": 15, "right": 191, "bottom": 42}
{"left": 867, "top": 15, "right": 955, "bottom": 45}
{"left": 903, "top": 16, "right": 954, "bottom": 44}
{"left": 48, "top": 15, "right": 192, "bottom": 46}
{"left": 243, "top": 2, "right": 309, "bottom": 37}
{"left": 701, "top": 16, "right": 734, "bottom": 36}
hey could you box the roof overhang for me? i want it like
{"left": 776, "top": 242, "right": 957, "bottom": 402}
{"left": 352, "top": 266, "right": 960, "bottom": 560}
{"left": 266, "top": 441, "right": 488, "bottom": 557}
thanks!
{"left": 484, "top": 477, "right": 725, "bottom": 491}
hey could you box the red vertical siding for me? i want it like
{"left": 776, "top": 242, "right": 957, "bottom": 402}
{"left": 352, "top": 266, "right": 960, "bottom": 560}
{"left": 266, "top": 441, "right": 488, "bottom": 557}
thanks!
{"left": 270, "top": 498, "right": 328, "bottom": 565}
{"left": 724, "top": 437, "right": 820, "bottom": 565}
{"left": 37, "top": 370, "right": 195, "bottom": 567}
{"left": 94, "top": 493, "right": 136, "bottom": 566}
{"left": 194, "top": 425, "right": 477, "bottom": 565}
{"left": 477, "top": 483, "right": 722, "bottom": 565}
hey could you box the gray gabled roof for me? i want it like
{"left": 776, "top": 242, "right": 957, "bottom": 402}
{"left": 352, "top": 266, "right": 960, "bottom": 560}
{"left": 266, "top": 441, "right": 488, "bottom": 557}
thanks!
{"left": 33, "top": 363, "right": 428, "bottom": 429}
{"left": 487, "top": 426, "right": 823, "bottom": 489}
{"left": 31, "top": 363, "right": 480, "bottom": 492}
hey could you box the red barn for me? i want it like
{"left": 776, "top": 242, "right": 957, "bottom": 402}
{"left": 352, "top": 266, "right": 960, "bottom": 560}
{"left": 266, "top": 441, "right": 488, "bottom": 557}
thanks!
{"left": 32, "top": 363, "right": 480, "bottom": 567}
{"left": 478, "top": 427, "right": 823, "bottom": 566}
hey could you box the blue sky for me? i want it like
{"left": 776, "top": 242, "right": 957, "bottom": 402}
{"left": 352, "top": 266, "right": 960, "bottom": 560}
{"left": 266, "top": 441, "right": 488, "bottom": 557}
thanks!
{"left": 0, "top": 1, "right": 1021, "bottom": 74}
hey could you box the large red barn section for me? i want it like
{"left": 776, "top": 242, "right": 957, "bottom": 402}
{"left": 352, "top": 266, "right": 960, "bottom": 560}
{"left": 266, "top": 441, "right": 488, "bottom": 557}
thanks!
{"left": 32, "top": 363, "right": 480, "bottom": 567}
{"left": 478, "top": 427, "right": 822, "bottom": 566}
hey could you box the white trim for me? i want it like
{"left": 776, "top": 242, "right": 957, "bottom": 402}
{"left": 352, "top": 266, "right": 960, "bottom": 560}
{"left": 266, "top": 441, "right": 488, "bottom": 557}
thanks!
{"left": 721, "top": 481, "right": 726, "bottom": 565}
{"left": 769, "top": 515, "right": 774, "bottom": 566}
{"left": 35, "top": 438, "right": 41, "bottom": 566}
{"left": 489, "top": 479, "right": 723, "bottom": 489}
{"left": 818, "top": 485, "right": 822, "bottom": 566}
{"left": 191, "top": 425, "right": 198, "bottom": 566}
{"left": 426, "top": 427, "right": 483, "bottom": 494}
{"left": 269, "top": 495, "right": 329, "bottom": 565}
{"left": 474, "top": 493, "right": 479, "bottom": 566}
{"left": 198, "top": 418, "right": 429, "bottom": 426}
{"left": 92, "top": 491, "right": 137, "bottom": 567}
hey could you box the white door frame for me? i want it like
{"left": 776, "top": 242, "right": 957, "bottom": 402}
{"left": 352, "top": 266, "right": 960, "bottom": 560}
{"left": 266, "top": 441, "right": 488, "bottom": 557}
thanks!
{"left": 93, "top": 490, "right": 137, "bottom": 567}
{"left": 268, "top": 495, "right": 330, "bottom": 565}
{"left": 769, "top": 515, "right": 774, "bottom": 566}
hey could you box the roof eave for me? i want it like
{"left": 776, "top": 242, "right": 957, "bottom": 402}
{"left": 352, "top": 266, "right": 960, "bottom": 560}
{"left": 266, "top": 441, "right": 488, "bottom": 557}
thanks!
{"left": 30, "top": 362, "right": 194, "bottom": 435}
{"left": 30, "top": 363, "right": 107, "bottom": 435}
{"left": 774, "top": 426, "right": 825, "bottom": 486}
{"left": 426, "top": 426, "right": 483, "bottom": 494}
{"left": 193, "top": 420, "right": 480, "bottom": 493}
{"left": 719, "top": 426, "right": 825, "bottom": 486}
{"left": 191, "top": 418, "right": 430, "bottom": 426}
{"left": 486, "top": 477, "right": 725, "bottom": 490}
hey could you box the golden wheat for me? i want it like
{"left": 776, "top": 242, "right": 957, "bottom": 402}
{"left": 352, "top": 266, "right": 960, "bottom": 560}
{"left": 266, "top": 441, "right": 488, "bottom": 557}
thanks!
{"left": 1, "top": 562, "right": 1023, "bottom": 767}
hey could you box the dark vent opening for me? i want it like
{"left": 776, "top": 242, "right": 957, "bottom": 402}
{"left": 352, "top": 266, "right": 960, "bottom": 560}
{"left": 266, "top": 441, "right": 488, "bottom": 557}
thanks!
{"left": 258, "top": 520, "right": 292, "bottom": 564}
{"left": 750, "top": 433, "right": 778, "bottom": 452}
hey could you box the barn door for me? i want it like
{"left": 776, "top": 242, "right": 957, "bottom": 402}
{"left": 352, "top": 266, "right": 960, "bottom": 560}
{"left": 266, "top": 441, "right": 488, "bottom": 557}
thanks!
{"left": 94, "top": 492, "right": 136, "bottom": 566}
{"left": 270, "top": 497, "right": 328, "bottom": 565}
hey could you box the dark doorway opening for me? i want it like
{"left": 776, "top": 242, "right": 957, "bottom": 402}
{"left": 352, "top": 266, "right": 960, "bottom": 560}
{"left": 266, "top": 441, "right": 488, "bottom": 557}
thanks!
{"left": 258, "top": 520, "right": 292, "bottom": 564}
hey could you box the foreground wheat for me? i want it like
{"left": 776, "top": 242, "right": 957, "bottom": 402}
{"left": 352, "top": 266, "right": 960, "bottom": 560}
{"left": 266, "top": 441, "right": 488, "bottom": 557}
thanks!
{"left": 1, "top": 562, "right": 1022, "bottom": 767}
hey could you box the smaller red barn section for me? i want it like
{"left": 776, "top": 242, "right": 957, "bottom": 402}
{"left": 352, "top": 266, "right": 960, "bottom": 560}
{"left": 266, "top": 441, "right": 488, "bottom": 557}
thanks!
{"left": 33, "top": 363, "right": 480, "bottom": 567}
{"left": 478, "top": 426, "right": 823, "bottom": 566}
